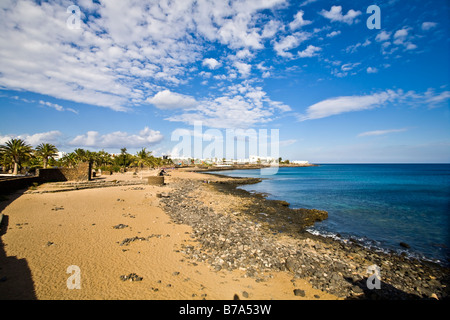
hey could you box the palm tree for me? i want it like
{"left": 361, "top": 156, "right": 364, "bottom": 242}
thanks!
{"left": 117, "top": 147, "right": 132, "bottom": 169}
{"left": 73, "top": 148, "right": 87, "bottom": 162}
{"left": 0, "top": 138, "right": 33, "bottom": 174}
{"left": 96, "top": 150, "right": 112, "bottom": 167}
{"left": 135, "top": 148, "right": 151, "bottom": 169}
{"left": 61, "top": 152, "right": 78, "bottom": 168}
{"left": 35, "top": 143, "right": 58, "bottom": 169}
{"left": 0, "top": 149, "right": 12, "bottom": 172}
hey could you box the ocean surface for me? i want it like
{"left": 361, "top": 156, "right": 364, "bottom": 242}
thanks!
{"left": 210, "top": 164, "right": 450, "bottom": 265}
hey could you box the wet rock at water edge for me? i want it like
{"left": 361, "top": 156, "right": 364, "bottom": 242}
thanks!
{"left": 399, "top": 242, "right": 410, "bottom": 249}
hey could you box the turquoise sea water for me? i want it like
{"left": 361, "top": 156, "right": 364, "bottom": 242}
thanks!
{"left": 210, "top": 164, "right": 450, "bottom": 264}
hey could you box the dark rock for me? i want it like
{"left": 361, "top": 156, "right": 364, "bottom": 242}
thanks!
{"left": 119, "top": 236, "right": 148, "bottom": 246}
{"left": 352, "top": 285, "right": 364, "bottom": 294}
{"left": 113, "top": 224, "right": 128, "bottom": 229}
{"left": 285, "top": 257, "right": 297, "bottom": 272}
{"left": 120, "top": 273, "right": 143, "bottom": 282}
{"left": 233, "top": 294, "right": 240, "bottom": 300}
{"left": 242, "top": 291, "right": 249, "bottom": 298}
{"left": 293, "top": 289, "right": 305, "bottom": 297}
{"left": 400, "top": 242, "right": 410, "bottom": 249}
{"left": 273, "top": 200, "right": 290, "bottom": 207}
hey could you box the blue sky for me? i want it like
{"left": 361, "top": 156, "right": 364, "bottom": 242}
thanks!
{"left": 0, "top": 0, "right": 449, "bottom": 162}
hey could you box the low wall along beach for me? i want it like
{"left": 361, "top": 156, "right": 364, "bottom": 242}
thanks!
{"left": 0, "top": 162, "right": 91, "bottom": 194}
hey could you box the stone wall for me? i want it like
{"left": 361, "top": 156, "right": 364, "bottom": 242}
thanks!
{"left": 0, "top": 163, "right": 91, "bottom": 194}
{"left": 147, "top": 176, "right": 164, "bottom": 185}
{"left": 37, "top": 162, "right": 91, "bottom": 182}
{"left": 0, "top": 176, "right": 40, "bottom": 195}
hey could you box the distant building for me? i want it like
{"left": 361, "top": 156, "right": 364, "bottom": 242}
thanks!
{"left": 291, "top": 160, "right": 309, "bottom": 165}
{"left": 169, "top": 155, "right": 278, "bottom": 166}
{"left": 249, "top": 155, "right": 276, "bottom": 164}
{"left": 54, "top": 151, "right": 67, "bottom": 160}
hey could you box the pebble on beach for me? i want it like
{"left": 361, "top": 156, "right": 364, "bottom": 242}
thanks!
{"left": 120, "top": 273, "right": 143, "bottom": 282}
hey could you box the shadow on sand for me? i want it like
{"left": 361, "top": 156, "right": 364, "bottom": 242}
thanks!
{"left": 0, "top": 190, "right": 37, "bottom": 300}
{"left": 344, "top": 276, "right": 425, "bottom": 300}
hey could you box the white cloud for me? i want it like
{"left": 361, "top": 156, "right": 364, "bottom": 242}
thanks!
{"left": 332, "top": 62, "right": 362, "bottom": 77}
{"left": 273, "top": 32, "right": 311, "bottom": 58}
{"left": 202, "top": 58, "right": 222, "bottom": 70}
{"left": 289, "top": 11, "right": 312, "bottom": 30}
{"left": 38, "top": 100, "right": 78, "bottom": 114}
{"left": 344, "top": 39, "right": 371, "bottom": 53}
{"left": 366, "top": 67, "right": 378, "bottom": 74}
{"left": 298, "top": 45, "right": 321, "bottom": 58}
{"left": 233, "top": 61, "right": 252, "bottom": 78}
{"left": 326, "top": 30, "right": 341, "bottom": 38}
{"left": 375, "top": 31, "right": 391, "bottom": 42}
{"left": 358, "top": 128, "right": 408, "bottom": 137}
{"left": 405, "top": 43, "right": 417, "bottom": 50}
{"left": 394, "top": 28, "right": 409, "bottom": 39}
{"left": 0, "top": 0, "right": 289, "bottom": 112}
{"left": 69, "top": 127, "right": 164, "bottom": 148}
{"left": 421, "top": 22, "right": 437, "bottom": 31}
{"left": 300, "top": 0, "right": 318, "bottom": 6}
{"left": 212, "top": 0, "right": 286, "bottom": 50}
{"left": 299, "top": 88, "right": 450, "bottom": 121}
{"left": 146, "top": 90, "right": 198, "bottom": 110}
{"left": 199, "top": 71, "right": 212, "bottom": 78}
{"left": 390, "top": 27, "right": 417, "bottom": 50}
{"left": 298, "top": 90, "right": 400, "bottom": 121}
{"left": 426, "top": 90, "right": 450, "bottom": 106}
{"left": 279, "top": 139, "right": 297, "bottom": 147}
{"left": 261, "top": 19, "right": 282, "bottom": 38}
{"left": 393, "top": 28, "right": 409, "bottom": 45}
{"left": 166, "top": 82, "right": 290, "bottom": 128}
{"left": 39, "top": 100, "right": 63, "bottom": 112}
{"left": 0, "top": 130, "right": 63, "bottom": 147}
{"left": 320, "top": 6, "right": 361, "bottom": 25}
{"left": 341, "top": 62, "right": 361, "bottom": 72}
{"left": 235, "top": 49, "right": 254, "bottom": 60}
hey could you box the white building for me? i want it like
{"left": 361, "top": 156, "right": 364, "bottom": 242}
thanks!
{"left": 54, "top": 151, "right": 67, "bottom": 160}
{"left": 290, "top": 160, "right": 309, "bottom": 165}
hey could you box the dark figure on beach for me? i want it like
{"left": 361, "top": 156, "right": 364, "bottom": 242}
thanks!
{"left": 159, "top": 169, "right": 169, "bottom": 176}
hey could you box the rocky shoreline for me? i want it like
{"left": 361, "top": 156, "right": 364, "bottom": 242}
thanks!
{"left": 161, "top": 174, "right": 449, "bottom": 300}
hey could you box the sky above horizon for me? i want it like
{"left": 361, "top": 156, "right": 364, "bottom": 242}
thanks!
{"left": 0, "top": 0, "right": 449, "bottom": 163}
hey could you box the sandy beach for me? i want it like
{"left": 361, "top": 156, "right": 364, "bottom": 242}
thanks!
{"left": 0, "top": 169, "right": 338, "bottom": 300}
